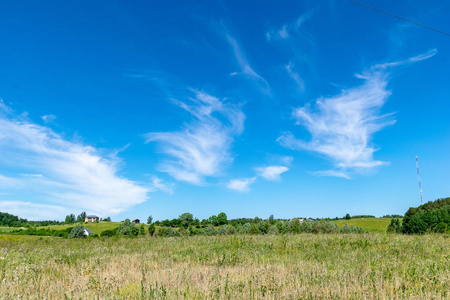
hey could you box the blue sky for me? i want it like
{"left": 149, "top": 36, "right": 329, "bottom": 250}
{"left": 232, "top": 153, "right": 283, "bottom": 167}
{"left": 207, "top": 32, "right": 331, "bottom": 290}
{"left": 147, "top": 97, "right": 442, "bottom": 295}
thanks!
{"left": 0, "top": 0, "right": 449, "bottom": 221}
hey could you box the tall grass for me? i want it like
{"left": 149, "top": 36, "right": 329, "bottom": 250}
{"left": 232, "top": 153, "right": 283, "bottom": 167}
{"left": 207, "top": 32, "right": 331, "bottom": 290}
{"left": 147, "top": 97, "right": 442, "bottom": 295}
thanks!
{"left": 0, "top": 234, "right": 448, "bottom": 299}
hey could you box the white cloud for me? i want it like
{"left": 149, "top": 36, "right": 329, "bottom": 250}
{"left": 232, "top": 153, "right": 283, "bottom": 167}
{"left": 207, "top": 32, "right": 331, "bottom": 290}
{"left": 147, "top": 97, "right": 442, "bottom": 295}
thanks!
{"left": 149, "top": 176, "right": 174, "bottom": 195}
{"left": 266, "top": 12, "right": 314, "bottom": 41}
{"left": 255, "top": 166, "right": 289, "bottom": 181}
{"left": 313, "top": 170, "right": 351, "bottom": 180}
{"left": 286, "top": 61, "right": 305, "bottom": 92}
{"left": 221, "top": 25, "right": 271, "bottom": 95}
{"left": 278, "top": 50, "right": 436, "bottom": 175}
{"left": 0, "top": 201, "right": 69, "bottom": 221}
{"left": 41, "top": 114, "right": 56, "bottom": 124}
{"left": 145, "top": 90, "right": 245, "bottom": 185}
{"left": 227, "top": 177, "right": 257, "bottom": 193}
{"left": 0, "top": 102, "right": 149, "bottom": 219}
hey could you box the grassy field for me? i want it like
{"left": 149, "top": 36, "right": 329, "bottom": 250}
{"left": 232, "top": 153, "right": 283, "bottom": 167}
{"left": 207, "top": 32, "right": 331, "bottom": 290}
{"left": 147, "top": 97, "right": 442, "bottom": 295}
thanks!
{"left": 333, "top": 218, "right": 397, "bottom": 233}
{"left": 0, "top": 234, "right": 448, "bottom": 299}
{"left": 37, "top": 222, "right": 140, "bottom": 235}
{"left": 0, "top": 226, "right": 26, "bottom": 233}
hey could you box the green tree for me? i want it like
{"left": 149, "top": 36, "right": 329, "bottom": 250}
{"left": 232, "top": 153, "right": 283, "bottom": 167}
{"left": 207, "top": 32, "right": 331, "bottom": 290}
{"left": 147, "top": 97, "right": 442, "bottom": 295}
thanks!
{"left": 76, "top": 211, "right": 86, "bottom": 222}
{"left": 217, "top": 212, "right": 227, "bottom": 225}
{"left": 269, "top": 215, "right": 274, "bottom": 223}
{"left": 179, "top": 212, "right": 194, "bottom": 228}
{"left": 103, "top": 217, "right": 111, "bottom": 222}
{"left": 68, "top": 225, "right": 85, "bottom": 238}
{"left": 147, "top": 215, "right": 153, "bottom": 225}
{"left": 148, "top": 224, "right": 156, "bottom": 236}
{"left": 65, "top": 214, "right": 76, "bottom": 224}
{"left": 345, "top": 213, "right": 351, "bottom": 220}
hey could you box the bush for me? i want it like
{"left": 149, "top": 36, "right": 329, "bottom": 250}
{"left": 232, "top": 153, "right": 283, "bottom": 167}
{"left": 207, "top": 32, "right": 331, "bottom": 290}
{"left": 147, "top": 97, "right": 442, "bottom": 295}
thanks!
{"left": 68, "top": 225, "right": 85, "bottom": 238}
{"left": 226, "top": 225, "right": 236, "bottom": 235}
{"left": 218, "top": 225, "right": 228, "bottom": 235}
{"left": 241, "top": 223, "right": 251, "bottom": 234}
{"left": 148, "top": 224, "right": 156, "bottom": 236}
{"left": 202, "top": 225, "right": 216, "bottom": 236}
{"left": 268, "top": 225, "right": 279, "bottom": 235}
{"left": 340, "top": 223, "right": 352, "bottom": 234}
{"left": 435, "top": 222, "right": 447, "bottom": 233}
{"left": 117, "top": 219, "right": 139, "bottom": 236}
{"left": 387, "top": 218, "right": 402, "bottom": 234}
{"left": 100, "top": 227, "right": 119, "bottom": 237}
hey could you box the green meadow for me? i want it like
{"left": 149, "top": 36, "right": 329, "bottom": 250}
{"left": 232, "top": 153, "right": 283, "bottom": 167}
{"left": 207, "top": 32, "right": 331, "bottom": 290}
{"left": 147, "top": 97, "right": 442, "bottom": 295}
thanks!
{"left": 0, "top": 234, "right": 448, "bottom": 299}
{"left": 333, "top": 218, "right": 397, "bottom": 233}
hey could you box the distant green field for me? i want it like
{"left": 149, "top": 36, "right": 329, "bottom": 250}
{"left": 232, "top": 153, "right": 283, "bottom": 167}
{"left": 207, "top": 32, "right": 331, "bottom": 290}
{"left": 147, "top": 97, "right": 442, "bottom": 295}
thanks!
{"left": 333, "top": 218, "right": 399, "bottom": 233}
{"left": 37, "top": 222, "right": 148, "bottom": 235}
{"left": 0, "top": 234, "right": 57, "bottom": 241}
{"left": 0, "top": 227, "right": 26, "bottom": 233}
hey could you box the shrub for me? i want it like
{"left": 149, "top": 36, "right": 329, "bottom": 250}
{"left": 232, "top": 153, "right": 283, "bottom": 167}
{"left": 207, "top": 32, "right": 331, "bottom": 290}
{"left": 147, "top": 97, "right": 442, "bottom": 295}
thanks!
{"left": 226, "top": 225, "right": 236, "bottom": 235}
{"left": 340, "top": 223, "right": 352, "bottom": 234}
{"left": 435, "top": 222, "right": 447, "bottom": 233}
{"left": 218, "top": 225, "right": 228, "bottom": 235}
{"left": 202, "top": 225, "right": 216, "bottom": 236}
{"left": 148, "top": 224, "right": 156, "bottom": 236}
{"left": 100, "top": 227, "right": 119, "bottom": 237}
{"left": 117, "top": 219, "right": 139, "bottom": 236}
{"left": 68, "top": 225, "right": 85, "bottom": 238}
{"left": 241, "top": 223, "right": 251, "bottom": 234}
{"left": 268, "top": 225, "right": 279, "bottom": 235}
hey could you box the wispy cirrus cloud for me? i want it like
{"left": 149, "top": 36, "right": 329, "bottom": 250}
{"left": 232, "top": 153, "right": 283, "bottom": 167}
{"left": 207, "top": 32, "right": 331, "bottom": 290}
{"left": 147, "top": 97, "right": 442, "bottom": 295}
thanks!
{"left": 218, "top": 23, "right": 271, "bottom": 95}
{"left": 255, "top": 166, "right": 289, "bottom": 181}
{"left": 266, "top": 12, "right": 314, "bottom": 42}
{"left": 278, "top": 50, "right": 436, "bottom": 177}
{"left": 145, "top": 90, "right": 245, "bottom": 185}
{"left": 41, "top": 114, "right": 56, "bottom": 124}
{"left": 226, "top": 177, "right": 257, "bottom": 193}
{"left": 0, "top": 100, "right": 149, "bottom": 219}
{"left": 149, "top": 176, "right": 174, "bottom": 195}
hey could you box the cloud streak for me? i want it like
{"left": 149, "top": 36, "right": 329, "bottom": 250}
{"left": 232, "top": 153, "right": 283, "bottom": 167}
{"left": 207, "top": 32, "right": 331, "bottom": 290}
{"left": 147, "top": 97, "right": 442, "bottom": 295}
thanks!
{"left": 226, "top": 177, "right": 257, "bottom": 193}
{"left": 255, "top": 166, "right": 289, "bottom": 181}
{"left": 145, "top": 91, "right": 245, "bottom": 185}
{"left": 278, "top": 50, "right": 436, "bottom": 177}
{"left": 219, "top": 23, "right": 271, "bottom": 95}
{"left": 0, "top": 101, "right": 149, "bottom": 219}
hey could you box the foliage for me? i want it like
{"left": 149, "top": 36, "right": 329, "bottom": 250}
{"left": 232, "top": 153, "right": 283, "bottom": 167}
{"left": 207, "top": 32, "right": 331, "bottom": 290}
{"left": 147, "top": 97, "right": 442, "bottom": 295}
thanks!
{"left": 76, "top": 212, "right": 87, "bottom": 222}
{"left": 179, "top": 213, "right": 194, "bottom": 228}
{"left": 148, "top": 224, "right": 156, "bottom": 236}
{"left": 65, "top": 214, "right": 76, "bottom": 224}
{"left": 386, "top": 218, "right": 402, "bottom": 233}
{"left": 117, "top": 219, "right": 139, "bottom": 236}
{"left": 217, "top": 212, "right": 228, "bottom": 225}
{"left": 69, "top": 225, "right": 86, "bottom": 238}
{"left": 345, "top": 213, "right": 351, "bottom": 220}
{"left": 147, "top": 215, "right": 153, "bottom": 225}
{"left": 100, "top": 227, "right": 119, "bottom": 237}
{"left": 382, "top": 214, "right": 403, "bottom": 218}
{"left": 402, "top": 197, "right": 450, "bottom": 234}
{"left": 13, "top": 226, "right": 74, "bottom": 238}
{"left": 0, "top": 212, "right": 28, "bottom": 227}
{"left": 103, "top": 217, "right": 111, "bottom": 222}
{"left": 351, "top": 215, "right": 375, "bottom": 219}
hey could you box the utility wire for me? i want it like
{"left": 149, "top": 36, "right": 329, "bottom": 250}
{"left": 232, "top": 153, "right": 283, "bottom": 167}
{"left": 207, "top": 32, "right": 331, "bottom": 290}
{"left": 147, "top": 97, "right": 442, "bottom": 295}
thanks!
{"left": 349, "top": 0, "right": 450, "bottom": 36}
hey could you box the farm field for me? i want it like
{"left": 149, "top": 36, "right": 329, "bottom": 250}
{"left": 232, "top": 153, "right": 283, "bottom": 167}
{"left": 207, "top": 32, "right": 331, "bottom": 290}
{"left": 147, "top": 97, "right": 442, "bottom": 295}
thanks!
{"left": 0, "top": 234, "right": 448, "bottom": 299}
{"left": 333, "top": 218, "right": 396, "bottom": 233}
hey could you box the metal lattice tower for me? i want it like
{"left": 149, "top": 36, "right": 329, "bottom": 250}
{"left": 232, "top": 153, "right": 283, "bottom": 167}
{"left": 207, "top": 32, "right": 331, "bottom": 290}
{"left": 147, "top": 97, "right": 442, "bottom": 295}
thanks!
{"left": 415, "top": 156, "right": 423, "bottom": 205}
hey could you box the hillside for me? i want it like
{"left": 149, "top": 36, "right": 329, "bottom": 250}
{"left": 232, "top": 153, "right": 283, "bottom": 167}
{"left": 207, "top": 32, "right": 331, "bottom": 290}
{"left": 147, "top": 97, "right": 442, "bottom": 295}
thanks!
{"left": 333, "top": 218, "right": 395, "bottom": 233}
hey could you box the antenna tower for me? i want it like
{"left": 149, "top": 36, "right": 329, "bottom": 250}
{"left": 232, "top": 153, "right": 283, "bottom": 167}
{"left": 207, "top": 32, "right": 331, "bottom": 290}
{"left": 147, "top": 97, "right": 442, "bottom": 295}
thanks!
{"left": 415, "top": 156, "right": 423, "bottom": 205}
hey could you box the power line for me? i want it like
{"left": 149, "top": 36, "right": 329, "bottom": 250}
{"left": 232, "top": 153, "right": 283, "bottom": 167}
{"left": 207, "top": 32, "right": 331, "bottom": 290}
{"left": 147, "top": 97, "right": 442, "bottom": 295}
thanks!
{"left": 349, "top": 0, "right": 450, "bottom": 36}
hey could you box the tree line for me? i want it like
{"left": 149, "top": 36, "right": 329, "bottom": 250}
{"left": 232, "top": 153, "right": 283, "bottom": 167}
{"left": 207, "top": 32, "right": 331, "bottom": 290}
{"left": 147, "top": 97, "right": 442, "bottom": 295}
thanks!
{"left": 388, "top": 197, "right": 450, "bottom": 234}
